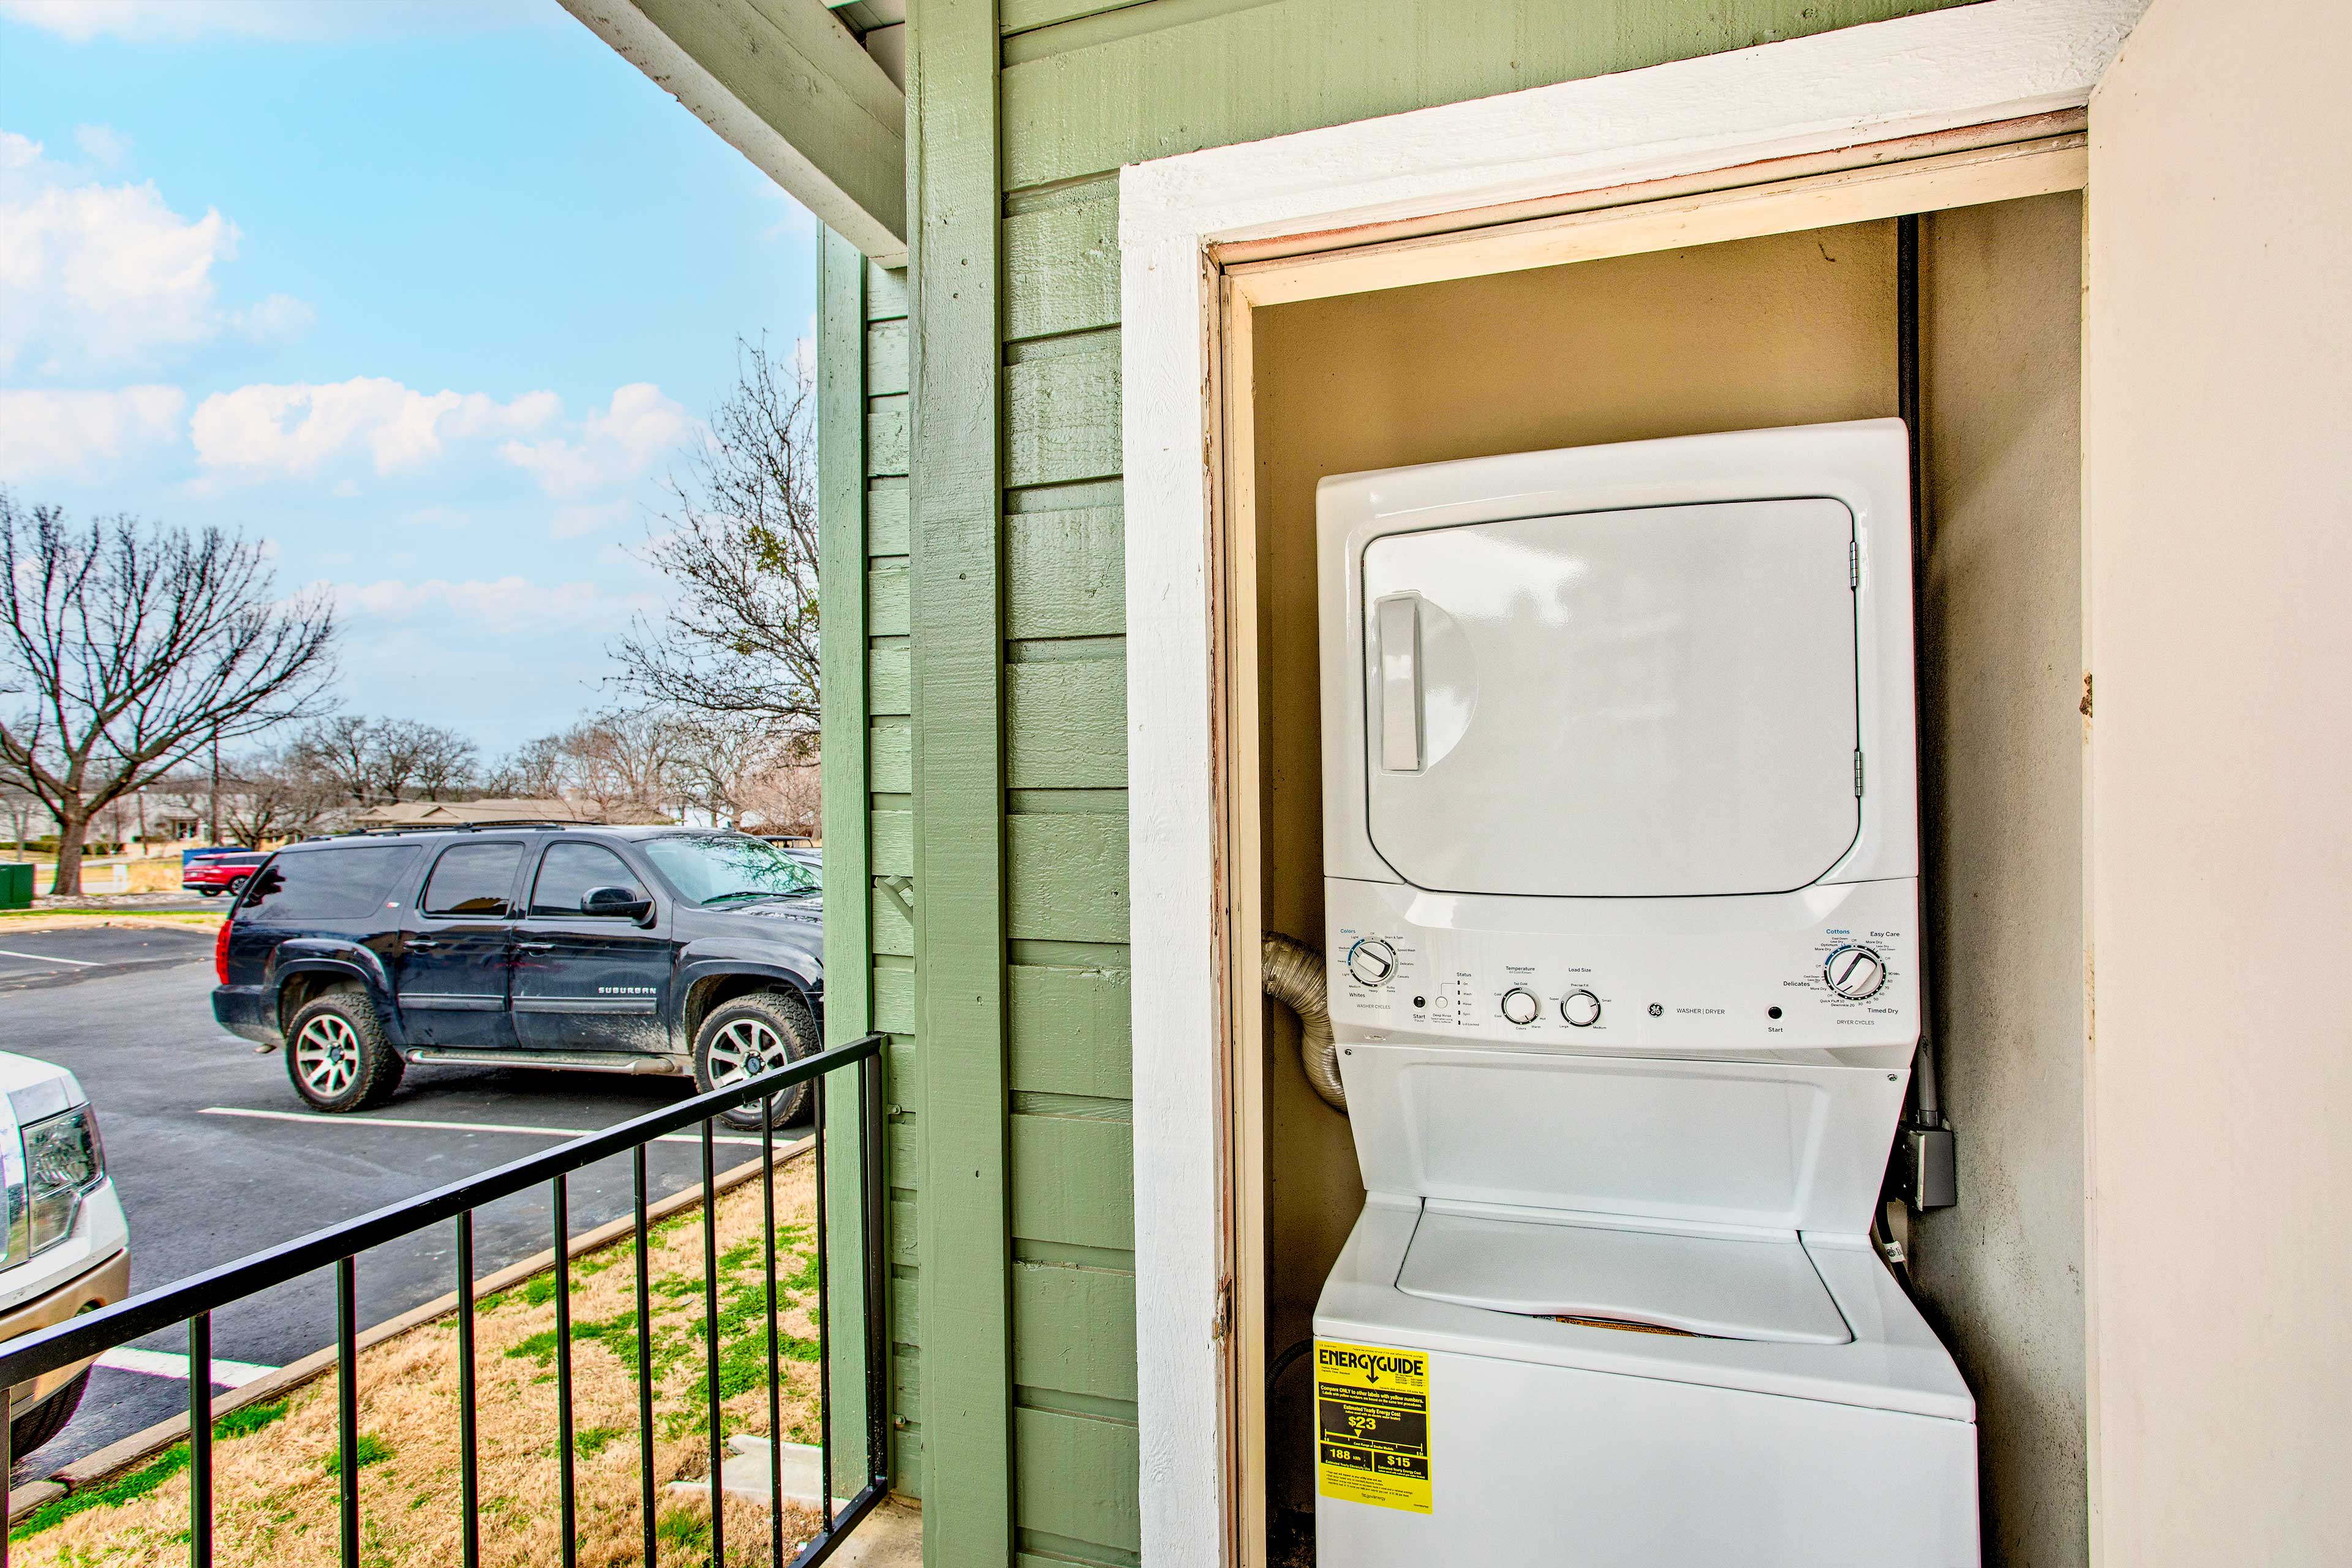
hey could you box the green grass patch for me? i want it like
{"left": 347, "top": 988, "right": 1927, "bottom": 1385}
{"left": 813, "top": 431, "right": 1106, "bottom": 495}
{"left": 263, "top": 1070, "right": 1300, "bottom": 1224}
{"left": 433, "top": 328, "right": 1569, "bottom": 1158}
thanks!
{"left": 320, "top": 1433, "right": 394, "bottom": 1476}
{"left": 213, "top": 1399, "right": 290, "bottom": 1440}
{"left": 9, "top": 1446, "right": 190, "bottom": 1541}
{"left": 7, "top": 1398, "right": 296, "bottom": 1542}
{"left": 573, "top": 1425, "right": 626, "bottom": 1459}
{"left": 654, "top": 1505, "right": 710, "bottom": 1558}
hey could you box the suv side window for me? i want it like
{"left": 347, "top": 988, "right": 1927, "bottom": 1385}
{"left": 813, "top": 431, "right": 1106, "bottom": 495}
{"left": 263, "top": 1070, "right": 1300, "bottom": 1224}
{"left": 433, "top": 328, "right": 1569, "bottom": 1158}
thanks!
{"left": 241, "top": 846, "right": 419, "bottom": 924}
{"left": 529, "top": 843, "right": 646, "bottom": 916}
{"left": 420, "top": 842, "right": 524, "bottom": 917}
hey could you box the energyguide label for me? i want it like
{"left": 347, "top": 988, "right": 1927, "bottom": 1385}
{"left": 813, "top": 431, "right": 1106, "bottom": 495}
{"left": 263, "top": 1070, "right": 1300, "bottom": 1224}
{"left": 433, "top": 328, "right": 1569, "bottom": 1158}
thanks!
{"left": 1314, "top": 1340, "right": 1431, "bottom": 1514}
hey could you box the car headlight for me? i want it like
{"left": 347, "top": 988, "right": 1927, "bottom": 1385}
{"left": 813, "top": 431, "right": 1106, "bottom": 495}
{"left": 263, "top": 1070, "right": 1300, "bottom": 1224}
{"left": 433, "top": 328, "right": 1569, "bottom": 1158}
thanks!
{"left": 23, "top": 1106, "right": 104, "bottom": 1254}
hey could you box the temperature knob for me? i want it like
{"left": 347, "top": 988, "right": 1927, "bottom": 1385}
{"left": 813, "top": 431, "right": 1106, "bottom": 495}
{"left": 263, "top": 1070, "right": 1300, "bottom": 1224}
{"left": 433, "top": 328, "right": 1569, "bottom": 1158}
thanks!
{"left": 1824, "top": 945, "right": 1888, "bottom": 1001}
{"left": 1559, "top": 989, "right": 1602, "bottom": 1028}
{"left": 1500, "top": 987, "right": 1541, "bottom": 1025}
{"left": 1347, "top": 938, "right": 1398, "bottom": 987}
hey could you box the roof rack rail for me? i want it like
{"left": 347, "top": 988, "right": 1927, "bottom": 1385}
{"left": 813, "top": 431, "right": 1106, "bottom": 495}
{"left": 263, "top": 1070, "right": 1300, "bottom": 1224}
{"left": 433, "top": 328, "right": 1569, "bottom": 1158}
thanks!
{"left": 331, "top": 819, "right": 595, "bottom": 838}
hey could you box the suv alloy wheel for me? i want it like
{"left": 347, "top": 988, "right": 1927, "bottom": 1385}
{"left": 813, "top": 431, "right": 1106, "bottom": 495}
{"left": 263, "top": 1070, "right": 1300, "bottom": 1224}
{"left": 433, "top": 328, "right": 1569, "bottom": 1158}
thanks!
{"left": 692, "top": 992, "right": 818, "bottom": 1129}
{"left": 286, "top": 989, "right": 405, "bottom": 1113}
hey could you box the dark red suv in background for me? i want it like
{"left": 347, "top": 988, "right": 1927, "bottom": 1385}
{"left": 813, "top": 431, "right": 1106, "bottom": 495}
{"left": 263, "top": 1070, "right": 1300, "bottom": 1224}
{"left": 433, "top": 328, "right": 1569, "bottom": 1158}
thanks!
{"left": 182, "top": 850, "right": 266, "bottom": 897}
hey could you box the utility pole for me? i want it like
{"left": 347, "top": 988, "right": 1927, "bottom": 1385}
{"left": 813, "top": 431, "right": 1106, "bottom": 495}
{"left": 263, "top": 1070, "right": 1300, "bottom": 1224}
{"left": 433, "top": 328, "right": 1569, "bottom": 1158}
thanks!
{"left": 209, "top": 733, "right": 221, "bottom": 846}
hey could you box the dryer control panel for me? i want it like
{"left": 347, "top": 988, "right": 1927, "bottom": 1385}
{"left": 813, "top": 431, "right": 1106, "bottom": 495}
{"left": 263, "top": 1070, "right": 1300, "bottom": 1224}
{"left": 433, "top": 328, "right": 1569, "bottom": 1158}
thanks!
{"left": 1324, "top": 875, "right": 1919, "bottom": 1065}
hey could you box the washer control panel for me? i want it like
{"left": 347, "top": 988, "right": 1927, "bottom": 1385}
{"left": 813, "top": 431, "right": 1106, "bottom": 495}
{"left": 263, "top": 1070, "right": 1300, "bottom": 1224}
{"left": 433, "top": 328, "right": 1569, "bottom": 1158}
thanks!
{"left": 1325, "top": 875, "right": 1918, "bottom": 1058}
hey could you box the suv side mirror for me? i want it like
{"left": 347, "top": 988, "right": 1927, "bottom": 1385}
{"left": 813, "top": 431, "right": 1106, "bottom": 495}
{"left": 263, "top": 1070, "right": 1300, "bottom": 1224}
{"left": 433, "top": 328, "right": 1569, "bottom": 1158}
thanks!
{"left": 582, "top": 885, "right": 654, "bottom": 923}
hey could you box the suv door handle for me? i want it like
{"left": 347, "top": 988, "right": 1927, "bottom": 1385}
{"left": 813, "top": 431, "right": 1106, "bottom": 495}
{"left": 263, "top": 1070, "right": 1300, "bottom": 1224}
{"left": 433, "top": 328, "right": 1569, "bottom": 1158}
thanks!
{"left": 516, "top": 941, "right": 556, "bottom": 952}
{"left": 405, "top": 939, "right": 440, "bottom": 950}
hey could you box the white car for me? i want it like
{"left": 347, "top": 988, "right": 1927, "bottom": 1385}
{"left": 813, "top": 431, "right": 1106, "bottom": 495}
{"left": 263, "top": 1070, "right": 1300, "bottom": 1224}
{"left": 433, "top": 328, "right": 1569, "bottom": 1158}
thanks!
{"left": 0, "top": 1053, "right": 130, "bottom": 1457}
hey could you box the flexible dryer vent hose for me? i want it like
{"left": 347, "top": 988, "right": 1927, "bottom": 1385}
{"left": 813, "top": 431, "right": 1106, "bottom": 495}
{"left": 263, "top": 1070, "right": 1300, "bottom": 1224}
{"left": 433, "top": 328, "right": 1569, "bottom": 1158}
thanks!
{"left": 1264, "top": 933, "right": 1346, "bottom": 1112}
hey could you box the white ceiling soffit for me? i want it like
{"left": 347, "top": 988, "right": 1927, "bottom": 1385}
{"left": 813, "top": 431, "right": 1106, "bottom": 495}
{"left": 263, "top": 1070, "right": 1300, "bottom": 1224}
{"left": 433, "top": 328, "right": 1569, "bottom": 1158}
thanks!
{"left": 562, "top": 0, "right": 908, "bottom": 266}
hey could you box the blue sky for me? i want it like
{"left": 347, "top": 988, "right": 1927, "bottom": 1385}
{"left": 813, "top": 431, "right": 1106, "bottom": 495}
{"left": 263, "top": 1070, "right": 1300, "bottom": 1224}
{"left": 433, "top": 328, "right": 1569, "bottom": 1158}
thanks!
{"left": 0, "top": 0, "right": 816, "bottom": 758}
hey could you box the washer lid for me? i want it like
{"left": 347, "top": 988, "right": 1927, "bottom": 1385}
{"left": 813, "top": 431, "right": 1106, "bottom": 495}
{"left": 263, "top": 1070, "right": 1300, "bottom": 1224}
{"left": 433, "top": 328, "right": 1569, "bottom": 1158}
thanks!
{"left": 1359, "top": 497, "right": 1860, "bottom": 897}
{"left": 1395, "top": 1203, "right": 1853, "bottom": 1346}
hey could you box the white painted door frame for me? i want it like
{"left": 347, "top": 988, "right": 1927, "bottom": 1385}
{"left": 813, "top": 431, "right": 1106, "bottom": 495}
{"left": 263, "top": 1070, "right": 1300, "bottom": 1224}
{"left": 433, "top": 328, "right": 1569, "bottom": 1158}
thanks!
{"left": 1118, "top": 4, "right": 2143, "bottom": 1563}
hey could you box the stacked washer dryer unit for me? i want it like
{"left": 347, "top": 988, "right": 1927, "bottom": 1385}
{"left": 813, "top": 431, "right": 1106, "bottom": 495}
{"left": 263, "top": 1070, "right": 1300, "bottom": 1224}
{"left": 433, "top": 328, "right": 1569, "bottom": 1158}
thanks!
{"left": 1311, "top": 420, "right": 1978, "bottom": 1565}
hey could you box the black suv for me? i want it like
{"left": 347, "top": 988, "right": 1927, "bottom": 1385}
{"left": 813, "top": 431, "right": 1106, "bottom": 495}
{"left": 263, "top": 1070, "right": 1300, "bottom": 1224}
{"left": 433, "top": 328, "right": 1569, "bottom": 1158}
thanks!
{"left": 211, "top": 826, "right": 822, "bottom": 1128}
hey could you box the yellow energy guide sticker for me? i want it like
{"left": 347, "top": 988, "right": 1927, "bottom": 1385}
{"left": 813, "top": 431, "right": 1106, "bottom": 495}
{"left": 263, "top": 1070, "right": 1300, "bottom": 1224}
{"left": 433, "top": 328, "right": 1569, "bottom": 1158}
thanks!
{"left": 1314, "top": 1340, "right": 1431, "bottom": 1514}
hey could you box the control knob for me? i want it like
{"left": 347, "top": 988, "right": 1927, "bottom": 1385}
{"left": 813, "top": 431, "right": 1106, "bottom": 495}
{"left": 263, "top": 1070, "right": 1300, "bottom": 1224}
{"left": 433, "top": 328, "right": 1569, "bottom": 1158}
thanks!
{"left": 1499, "top": 987, "right": 1541, "bottom": 1026}
{"left": 1559, "top": 989, "right": 1602, "bottom": 1028}
{"left": 1347, "top": 938, "right": 1398, "bottom": 987}
{"left": 1824, "top": 944, "right": 1889, "bottom": 1001}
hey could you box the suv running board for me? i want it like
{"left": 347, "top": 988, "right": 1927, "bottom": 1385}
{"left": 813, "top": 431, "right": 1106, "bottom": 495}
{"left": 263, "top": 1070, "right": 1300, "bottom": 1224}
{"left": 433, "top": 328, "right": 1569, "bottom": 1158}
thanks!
{"left": 402, "top": 1047, "right": 686, "bottom": 1076}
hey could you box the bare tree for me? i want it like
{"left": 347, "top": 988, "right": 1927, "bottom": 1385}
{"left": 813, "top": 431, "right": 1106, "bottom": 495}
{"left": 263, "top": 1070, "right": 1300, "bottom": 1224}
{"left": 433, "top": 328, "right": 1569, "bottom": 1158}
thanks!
{"left": 0, "top": 498, "right": 337, "bottom": 895}
{"left": 289, "top": 714, "right": 375, "bottom": 805}
{"left": 217, "top": 745, "right": 342, "bottom": 845}
{"left": 484, "top": 733, "right": 565, "bottom": 799}
{"left": 1, "top": 782, "right": 42, "bottom": 860}
{"left": 290, "top": 714, "right": 477, "bottom": 804}
{"left": 611, "top": 337, "right": 820, "bottom": 755}
{"left": 556, "top": 710, "right": 682, "bottom": 821}
{"left": 398, "top": 720, "right": 478, "bottom": 801}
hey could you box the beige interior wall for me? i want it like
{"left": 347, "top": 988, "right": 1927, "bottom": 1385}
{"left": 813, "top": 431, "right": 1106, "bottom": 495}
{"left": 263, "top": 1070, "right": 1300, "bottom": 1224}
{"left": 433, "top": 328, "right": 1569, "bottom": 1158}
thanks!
{"left": 2084, "top": 2, "right": 2352, "bottom": 1562}
{"left": 1912, "top": 190, "right": 2087, "bottom": 1568}
{"left": 1250, "top": 222, "right": 1899, "bottom": 1515}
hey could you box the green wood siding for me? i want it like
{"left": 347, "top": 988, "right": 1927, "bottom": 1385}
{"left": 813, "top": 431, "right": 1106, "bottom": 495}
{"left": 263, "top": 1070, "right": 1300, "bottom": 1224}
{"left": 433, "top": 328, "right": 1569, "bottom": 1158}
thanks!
{"left": 807, "top": 1, "right": 1981, "bottom": 1558}
{"left": 821, "top": 232, "right": 924, "bottom": 1498}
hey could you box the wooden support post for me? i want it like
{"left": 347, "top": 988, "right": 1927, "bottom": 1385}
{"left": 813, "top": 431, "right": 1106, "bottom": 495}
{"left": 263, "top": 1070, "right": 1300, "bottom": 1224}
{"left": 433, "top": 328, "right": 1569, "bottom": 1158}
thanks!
{"left": 910, "top": 0, "right": 1016, "bottom": 1560}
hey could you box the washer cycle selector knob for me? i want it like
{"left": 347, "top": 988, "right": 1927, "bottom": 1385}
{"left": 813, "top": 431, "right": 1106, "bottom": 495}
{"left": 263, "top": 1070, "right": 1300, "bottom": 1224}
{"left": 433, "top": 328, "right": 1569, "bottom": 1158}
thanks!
{"left": 1824, "top": 944, "right": 1889, "bottom": 1001}
{"left": 1499, "top": 987, "right": 1541, "bottom": 1026}
{"left": 1346, "top": 938, "right": 1398, "bottom": 987}
{"left": 1559, "top": 989, "right": 1602, "bottom": 1028}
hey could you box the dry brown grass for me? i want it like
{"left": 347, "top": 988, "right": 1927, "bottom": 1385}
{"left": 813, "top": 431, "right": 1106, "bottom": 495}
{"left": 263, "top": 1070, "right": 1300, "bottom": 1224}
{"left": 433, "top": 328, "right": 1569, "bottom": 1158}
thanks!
{"left": 13, "top": 1162, "right": 835, "bottom": 1567}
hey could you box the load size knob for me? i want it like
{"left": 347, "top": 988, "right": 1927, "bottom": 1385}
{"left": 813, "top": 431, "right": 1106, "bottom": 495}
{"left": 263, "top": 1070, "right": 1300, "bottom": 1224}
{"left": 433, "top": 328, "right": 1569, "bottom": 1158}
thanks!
{"left": 1559, "top": 989, "right": 1602, "bottom": 1028}
{"left": 1347, "top": 938, "right": 1398, "bottom": 987}
{"left": 1824, "top": 944, "right": 1889, "bottom": 1001}
{"left": 1500, "top": 987, "right": 1541, "bottom": 1026}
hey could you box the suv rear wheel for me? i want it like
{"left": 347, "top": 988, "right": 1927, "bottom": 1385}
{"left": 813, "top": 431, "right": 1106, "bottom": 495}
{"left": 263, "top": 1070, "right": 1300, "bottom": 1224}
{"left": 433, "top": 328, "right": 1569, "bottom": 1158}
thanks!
{"left": 286, "top": 990, "right": 405, "bottom": 1113}
{"left": 692, "top": 992, "right": 818, "bottom": 1129}
{"left": 10, "top": 1368, "right": 88, "bottom": 1457}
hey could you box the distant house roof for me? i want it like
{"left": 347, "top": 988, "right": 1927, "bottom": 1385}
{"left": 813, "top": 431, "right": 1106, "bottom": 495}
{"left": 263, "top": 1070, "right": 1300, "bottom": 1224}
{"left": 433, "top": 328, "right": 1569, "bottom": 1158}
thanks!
{"left": 344, "top": 797, "right": 629, "bottom": 829}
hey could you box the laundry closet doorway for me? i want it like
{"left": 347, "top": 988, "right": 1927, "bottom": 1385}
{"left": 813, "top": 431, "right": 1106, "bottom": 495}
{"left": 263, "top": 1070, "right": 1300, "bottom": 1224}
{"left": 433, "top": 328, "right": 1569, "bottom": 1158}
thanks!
{"left": 1128, "top": 101, "right": 2095, "bottom": 1566}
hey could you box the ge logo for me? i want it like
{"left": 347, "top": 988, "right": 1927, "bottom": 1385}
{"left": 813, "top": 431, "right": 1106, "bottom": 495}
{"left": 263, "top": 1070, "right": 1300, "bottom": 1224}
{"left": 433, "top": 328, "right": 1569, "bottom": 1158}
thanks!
{"left": 1648, "top": 1003, "right": 1664, "bottom": 1017}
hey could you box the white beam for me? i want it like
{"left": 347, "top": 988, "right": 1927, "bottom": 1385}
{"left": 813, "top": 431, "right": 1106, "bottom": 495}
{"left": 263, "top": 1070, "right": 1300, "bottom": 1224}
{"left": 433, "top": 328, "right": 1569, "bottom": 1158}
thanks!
{"left": 562, "top": 0, "right": 907, "bottom": 266}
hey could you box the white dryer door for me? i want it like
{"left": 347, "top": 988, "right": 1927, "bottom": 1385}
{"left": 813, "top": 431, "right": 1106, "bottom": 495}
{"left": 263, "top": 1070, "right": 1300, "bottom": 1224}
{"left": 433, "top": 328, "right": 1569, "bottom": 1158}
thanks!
{"left": 1360, "top": 497, "right": 1860, "bottom": 897}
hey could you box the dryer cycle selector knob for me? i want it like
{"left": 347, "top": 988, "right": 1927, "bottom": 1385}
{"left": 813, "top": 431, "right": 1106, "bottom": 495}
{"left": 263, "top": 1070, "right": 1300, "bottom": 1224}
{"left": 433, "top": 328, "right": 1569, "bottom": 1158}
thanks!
{"left": 1499, "top": 987, "right": 1541, "bottom": 1026}
{"left": 1559, "top": 989, "right": 1602, "bottom": 1028}
{"left": 1824, "top": 944, "right": 1889, "bottom": 1001}
{"left": 1346, "top": 938, "right": 1398, "bottom": 987}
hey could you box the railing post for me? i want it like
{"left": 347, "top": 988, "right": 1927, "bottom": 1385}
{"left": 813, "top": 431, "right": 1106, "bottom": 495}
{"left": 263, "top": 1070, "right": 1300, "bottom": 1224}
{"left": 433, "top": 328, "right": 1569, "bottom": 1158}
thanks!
{"left": 336, "top": 1256, "right": 359, "bottom": 1568}
{"left": 457, "top": 1210, "right": 480, "bottom": 1568}
{"left": 862, "top": 1046, "right": 891, "bottom": 1487}
{"left": 189, "top": 1313, "right": 213, "bottom": 1567}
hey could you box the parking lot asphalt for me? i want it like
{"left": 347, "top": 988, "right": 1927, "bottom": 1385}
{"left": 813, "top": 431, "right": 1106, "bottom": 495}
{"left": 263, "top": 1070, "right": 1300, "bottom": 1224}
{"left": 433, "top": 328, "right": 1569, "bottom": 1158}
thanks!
{"left": 1, "top": 925, "right": 779, "bottom": 1482}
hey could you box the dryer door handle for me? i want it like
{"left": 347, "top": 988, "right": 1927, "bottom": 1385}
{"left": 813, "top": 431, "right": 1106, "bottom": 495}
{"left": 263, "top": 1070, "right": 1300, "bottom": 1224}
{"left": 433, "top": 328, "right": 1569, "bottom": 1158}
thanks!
{"left": 1376, "top": 592, "right": 1424, "bottom": 772}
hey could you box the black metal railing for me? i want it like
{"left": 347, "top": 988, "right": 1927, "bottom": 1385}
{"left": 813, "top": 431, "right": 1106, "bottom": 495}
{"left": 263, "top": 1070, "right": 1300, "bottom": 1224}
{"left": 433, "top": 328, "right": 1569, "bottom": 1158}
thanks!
{"left": 0, "top": 1032, "right": 889, "bottom": 1568}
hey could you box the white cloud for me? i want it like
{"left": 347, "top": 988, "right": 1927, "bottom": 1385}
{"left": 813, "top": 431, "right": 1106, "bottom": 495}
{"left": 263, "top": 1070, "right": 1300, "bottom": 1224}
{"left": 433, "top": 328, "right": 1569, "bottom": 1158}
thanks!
{"left": 0, "top": 1, "right": 546, "bottom": 42}
{"left": 0, "top": 384, "right": 183, "bottom": 479}
{"left": 0, "top": 143, "right": 238, "bottom": 371}
{"left": 332, "top": 575, "right": 653, "bottom": 635}
{"left": 71, "top": 122, "right": 130, "bottom": 166}
{"left": 233, "top": 292, "right": 316, "bottom": 344}
{"left": 502, "top": 383, "right": 690, "bottom": 497}
{"left": 189, "top": 378, "right": 559, "bottom": 480}
{"left": 0, "top": 130, "right": 317, "bottom": 373}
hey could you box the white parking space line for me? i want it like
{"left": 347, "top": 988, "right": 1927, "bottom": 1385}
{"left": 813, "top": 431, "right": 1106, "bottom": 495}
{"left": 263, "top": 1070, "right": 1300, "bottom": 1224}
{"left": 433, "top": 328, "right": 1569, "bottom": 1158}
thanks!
{"left": 97, "top": 1346, "right": 281, "bottom": 1387}
{"left": 0, "top": 948, "right": 102, "bottom": 967}
{"left": 198, "top": 1106, "right": 769, "bottom": 1147}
